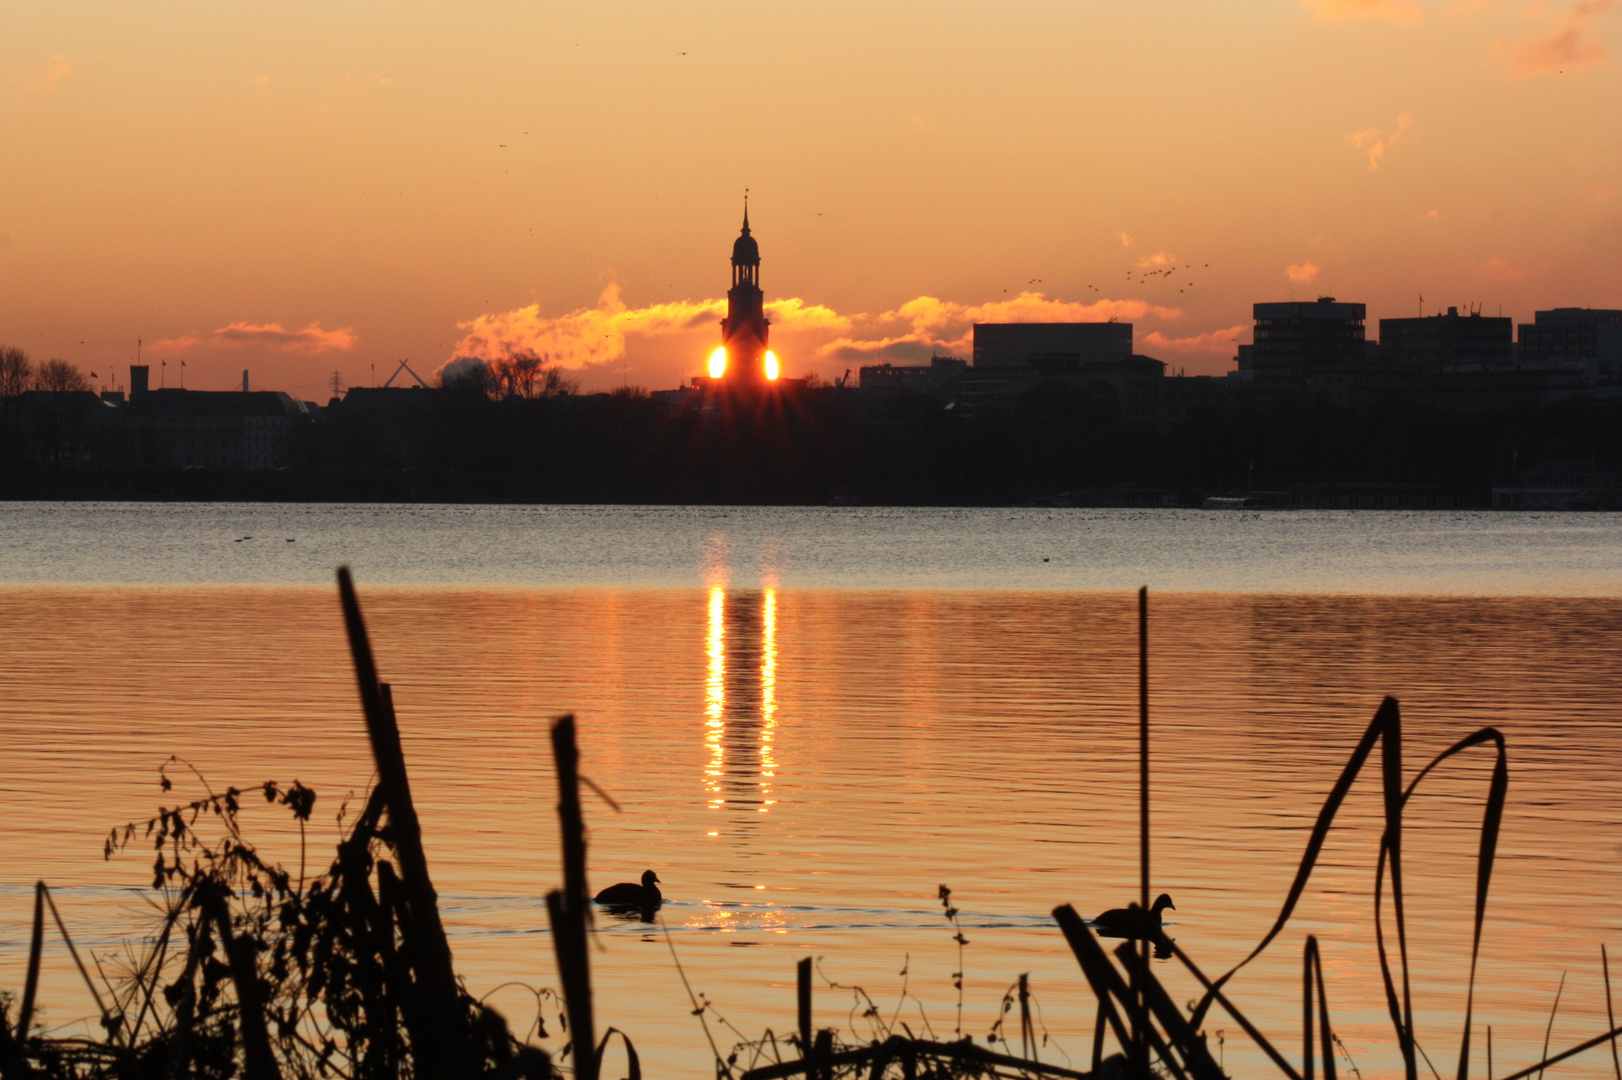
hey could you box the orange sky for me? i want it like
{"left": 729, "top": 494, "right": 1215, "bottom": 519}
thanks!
{"left": 2, "top": 0, "right": 1618, "bottom": 396}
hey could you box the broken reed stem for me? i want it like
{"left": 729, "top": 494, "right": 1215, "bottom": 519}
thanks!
{"left": 1605, "top": 946, "right": 1621, "bottom": 1080}
{"left": 1019, "top": 972, "right": 1034, "bottom": 1063}
{"left": 203, "top": 889, "right": 279, "bottom": 1080}
{"left": 1538, "top": 972, "right": 1566, "bottom": 1080}
{"left": 337, "top": 566, "right": 466, "bottom": 1080}
{"left": 16, "top": 882, "right": 45, "bottom": 1041}
{"left": 797, "top": 956, "right": 812, "bottom": 1063}
{"left": 1498, "top": 1025, "right": 1622, "bottom": 1080}
{"left": 548, "top": 714, "right": 598, "bottom": 1080}
{"left": 34, "top": 884, "right": 120, "bottom": 1044}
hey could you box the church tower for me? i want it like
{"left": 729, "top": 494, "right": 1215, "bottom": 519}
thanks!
{"left": 717, "top": 201, "right": 773, "bottom": 381}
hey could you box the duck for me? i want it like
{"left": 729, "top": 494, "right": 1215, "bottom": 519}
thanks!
{"left": 1091, "top": 893, "right": 1175, "bottom": 938}
{"left": 593, "top": 869, "right": 662, "bottom": 908}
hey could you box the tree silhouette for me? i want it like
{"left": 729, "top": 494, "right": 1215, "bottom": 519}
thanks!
{"left": 0, "top": 346, "right": 32, "bottom": 397}
{"left": 34, "top": 358, "right": 89, "bottom": 393}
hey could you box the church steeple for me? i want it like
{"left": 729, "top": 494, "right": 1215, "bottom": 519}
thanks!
{"left": 731, "top": 198, "right": 760, "bottom": 289}
{"left": 720, "top": 199, "right": 769, "bottom": 380}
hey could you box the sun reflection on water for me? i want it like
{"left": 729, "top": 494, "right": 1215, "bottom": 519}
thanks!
{"left": 759, "top": 587, "right": 777, "bottom": 814}
{"left": 704, "top": 586, "right": 780, "bottom": 825}
{"left": 704, "top": 584, "right": 725, "bottom": 810}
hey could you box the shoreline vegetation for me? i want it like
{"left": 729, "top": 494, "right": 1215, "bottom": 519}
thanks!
{"left": 4, "top": 574, "right": 1621, "bottom": 1080}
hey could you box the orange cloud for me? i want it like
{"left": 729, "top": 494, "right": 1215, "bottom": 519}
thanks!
{"left": 1346, "top": 114, "right": 1413, "bottom": 169}
{"left": 1481, "top": 254, "right": 1549, "bottom": 281}
{"left": 13, "top": 54, "right": 71, "bottom": 99}
{"left": 443, "top": 283, "right": 850, "bottom": 375}
{"left": 1500, "top": 0, "right": 1614, "bottom": 73}
{"left": 1302, "top": 0, "right": 1426, "bottom": 23}
{"left": 1286, "top": 261, "right": 1324, "bottom": 283}
{"left": 447, "top": 288, "right": 1188, "bottom": 375}
{"left": 840, "top": 292, "right": 1183, "bottom": 360}
{"left": 150, "top": 321, "right": 357, "bottom": 355}
{"left": 1134, "top": 251, "right": 1178, "bottom": 269}
{"left": 1140, "top": 325, "right": 1247, "bottom": 356}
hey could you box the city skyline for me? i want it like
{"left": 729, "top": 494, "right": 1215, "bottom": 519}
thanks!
{"left": 3, "top": 1, "right": 1619, "bottom": 395}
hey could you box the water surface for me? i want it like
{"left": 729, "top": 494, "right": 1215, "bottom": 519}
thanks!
{"left": 3, "top": 501, "right": 1622, "bottom": 592}
{"left": 0, "top": 581, "right": 1618, "bottom": 1080}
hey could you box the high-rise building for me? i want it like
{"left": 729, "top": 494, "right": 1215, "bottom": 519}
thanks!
{"left": 1380, "top": 307, "right": 1512, "bottom": 371}
{"left": 971, "top": 322, "right": 1133, "bottom": 370}
{"left": 1518, "top": 308, "right": 1622, "bottom": 375}
{"left": 1249, "top": 297, "right": 1366, "bottom": 386}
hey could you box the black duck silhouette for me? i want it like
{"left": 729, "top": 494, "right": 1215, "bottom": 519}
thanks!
{"left": 594, "top": 869, "right": 662, "bottom": 910}
{"left": 1091, "top": 892, "right": 1174, "bottom": 939}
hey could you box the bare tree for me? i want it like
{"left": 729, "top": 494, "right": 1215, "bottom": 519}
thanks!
{"left": 440, "top": 352, "right": 578, "bottom": 399}
{"left": 0, "top": 346, "right": 32, "bottom": 397}
{"left": 34, "top": 358, "right": 90, "bottom": 393}
{"left": 438, "top": 357, "right": 494, "bottom": 394}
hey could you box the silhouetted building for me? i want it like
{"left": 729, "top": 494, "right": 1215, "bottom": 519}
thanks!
{"left": 1518, "top": 309, "right": 1622, "bottom": 377}
{"left": 1250, "top": 297, "right": 1366, "bottom": 387}
{"left": 858, "top": 355, "right": 966, "bottom": 395}
{"left": 960, "top": 353, "right": 1165, "bottom": 425}
{"left": 972, "top": 322, "right": 1133, "bottom": 370}
{"left": 1380, "top": 307, "right": 1512, "bottom": 371}
{"left": 125, "top": 366, "right": 319, "bottom": 470}
{"left": 716, "top": 204, "right": 773, "bottom": 382}
{"left": 1493, "top": 461, "right": 1622, "bottom": 510}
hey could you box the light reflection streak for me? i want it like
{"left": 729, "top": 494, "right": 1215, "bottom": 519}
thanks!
{"left": 703, "top": 586, "right": 781, "bottom": 826}
{"left": 705, "top": 585, "right": 725, "bottom": 810}
{"left": 759, "top": 588, "right": 777, "bottom": 814}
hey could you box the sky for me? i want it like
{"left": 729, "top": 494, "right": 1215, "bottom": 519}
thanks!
{"left": 2, "top": 0, "right": 1619, "bottom": 396}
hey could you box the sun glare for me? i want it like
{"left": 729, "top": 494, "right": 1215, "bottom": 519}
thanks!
{"left": 764, "top": 351, "right": 779, "bottom": 380}
{"left": 709, "top": 347, "right": 727, "bottom": 379}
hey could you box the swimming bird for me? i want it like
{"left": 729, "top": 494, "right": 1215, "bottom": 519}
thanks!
{"left": 594, "top": 869, "right": 661, "bottom": 908}
{"left": 1092, "top": 893, "right": 1174, "bottom": 938}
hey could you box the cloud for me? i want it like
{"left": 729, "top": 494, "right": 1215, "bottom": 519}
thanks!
{"left": 1302, "top": 0, "right": 1426, "bottom": 23}
{"left": 1481, "top": 254, "right": 1549, "bottom": 281}
{"left": 1287, "top": 261, "right": 1323, "bottom": 283}
{"left": 441, "top": 283, "right": 854, "bottom": 377}
{"left": 13, "top": 54, "right": 71, "bottom": 99}
{"left": 1140, "top": 325, "right": 1248, "bottom": 356}
{"left": 1117, "top": 232, "right": 1134, "bottom": 248}
{"left": 1346, "top": 113, "right": 1412, "bottom": 169}
{"left": 1134, "top": 251, "right": 1178, "bottom": 269}
{"left": 444, "top": 288, "right": 1189, "bottom": 383}
{"left": 150, "top": 321, "right": 358, "bottom": 355}
{"left": 1500, "top": 0, "right": 1614, "bottom": 72}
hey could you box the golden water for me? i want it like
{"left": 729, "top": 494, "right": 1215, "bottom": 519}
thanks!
{"left": 0, "top": 585, "right": 1618, "bottom": 1079}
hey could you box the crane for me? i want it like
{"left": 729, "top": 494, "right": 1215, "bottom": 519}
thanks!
{"left": 382, "top": 358, "right": 431, "bottom": 389}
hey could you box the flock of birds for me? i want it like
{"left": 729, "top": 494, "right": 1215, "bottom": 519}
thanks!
{"left": 593, "top": 869, "right": 1177, "bottom": 943}
{"left": 994, "top": 261, "right": 1212, "bottom": 298}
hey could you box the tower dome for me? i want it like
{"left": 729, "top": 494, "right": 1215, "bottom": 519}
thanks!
{"left": 731, "top": 209, "right": 760, "bottom": 265}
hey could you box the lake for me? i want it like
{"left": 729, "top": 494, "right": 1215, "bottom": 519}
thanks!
{"left": 0, "top": 502, "right": 1619, "bottom": 1079}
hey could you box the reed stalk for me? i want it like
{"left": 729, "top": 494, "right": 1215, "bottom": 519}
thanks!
{"left": 338, "top": 566, "right": 467, "bottom": 1080}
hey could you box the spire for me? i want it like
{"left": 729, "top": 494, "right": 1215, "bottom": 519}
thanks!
{"left": 742, "top": 190, "right": 750, "bottom": 235}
